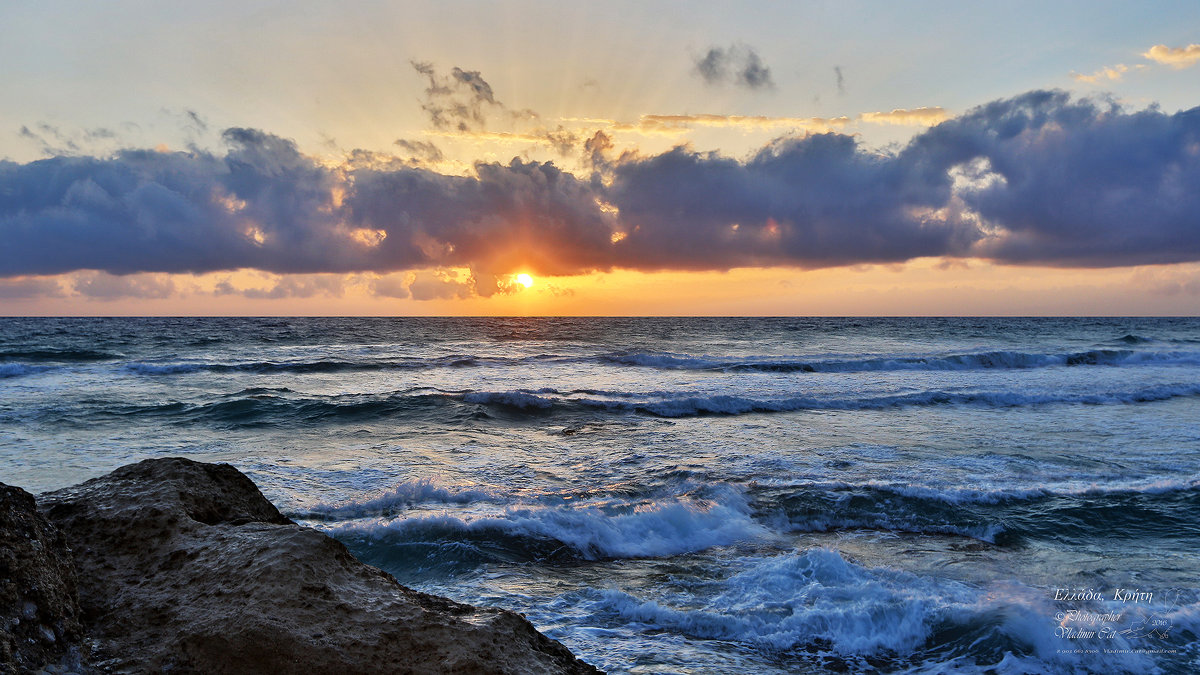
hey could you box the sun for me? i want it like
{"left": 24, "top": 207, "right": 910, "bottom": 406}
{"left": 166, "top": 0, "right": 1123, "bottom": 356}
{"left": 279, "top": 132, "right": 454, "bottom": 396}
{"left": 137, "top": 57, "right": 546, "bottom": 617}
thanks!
{"left": 516, "top": 273, "right": 534, "bottom": 288}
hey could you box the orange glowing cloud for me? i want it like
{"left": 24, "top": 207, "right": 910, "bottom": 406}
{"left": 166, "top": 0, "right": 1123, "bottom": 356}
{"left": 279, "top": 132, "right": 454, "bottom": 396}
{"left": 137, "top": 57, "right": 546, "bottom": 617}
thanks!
{"left": 1070, "top": 64, "right": 1133, "bottom": 83}
{"left": 858, "top": 107, "right": 949, "bottom": 126}
{"left": 1143, "top": 44, "right": 1200, "bottom": 68}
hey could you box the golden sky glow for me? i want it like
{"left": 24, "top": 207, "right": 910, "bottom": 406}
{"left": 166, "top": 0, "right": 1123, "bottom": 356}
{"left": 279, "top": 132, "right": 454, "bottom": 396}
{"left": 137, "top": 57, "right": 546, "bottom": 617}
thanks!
{"left": 4, "top": 261, "right": 1200, "bottom": 316}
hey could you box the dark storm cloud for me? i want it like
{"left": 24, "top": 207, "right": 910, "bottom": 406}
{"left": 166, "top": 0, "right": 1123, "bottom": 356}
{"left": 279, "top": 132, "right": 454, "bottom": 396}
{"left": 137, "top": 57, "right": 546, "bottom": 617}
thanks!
{"left": 2, "top": 90, "right": 1199, "bottom": 281}
{"left": 0, "top": 127, "right": 618, "bottom": 278}
{"left": 345, "top": 157, "right": 618, "bottom": 277}
{"left": 693, "top": 45, "right": 775, "bottom": 89}
{"left": 905, "top": 90, "right": 1200, "bottom": 266}
{"left": 605, "top": 134, "right": 974, "bottom": 270}
{"left": 0, "top": 128, "right": 349, "bottom": 276}
{"left": 610, "top": 90, "right": 1200, "bottom": 269}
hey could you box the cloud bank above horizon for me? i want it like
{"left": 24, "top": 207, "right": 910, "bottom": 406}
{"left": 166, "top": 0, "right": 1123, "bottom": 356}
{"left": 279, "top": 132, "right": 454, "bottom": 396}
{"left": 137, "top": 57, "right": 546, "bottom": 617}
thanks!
{"left": 2, "top": 88, "right": 1199, "bottom": 303}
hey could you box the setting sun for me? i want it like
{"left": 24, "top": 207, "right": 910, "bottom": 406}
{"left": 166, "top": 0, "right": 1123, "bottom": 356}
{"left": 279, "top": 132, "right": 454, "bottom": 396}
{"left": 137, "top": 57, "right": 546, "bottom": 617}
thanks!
{"left": 516, "top": 273, "right": 534, "bottom": 288}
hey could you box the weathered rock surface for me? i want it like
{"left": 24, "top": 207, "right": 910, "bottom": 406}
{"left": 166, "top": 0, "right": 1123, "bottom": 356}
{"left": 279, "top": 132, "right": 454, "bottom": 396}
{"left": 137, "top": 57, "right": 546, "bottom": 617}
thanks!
{"left": 0, "top": 483, "right": 83, "bottom": 673}
{"left": 31, "top": 457, "right": 600, "bottom": 675}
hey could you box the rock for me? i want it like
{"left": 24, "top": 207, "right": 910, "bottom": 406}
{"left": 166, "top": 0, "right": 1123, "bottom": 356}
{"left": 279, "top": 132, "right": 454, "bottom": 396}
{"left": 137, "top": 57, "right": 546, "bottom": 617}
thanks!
{"left": 0, "top": 483, "right": 84, "bottom": 673}
{"left": 39, "top": 458, "right": 601, "bottom": 674}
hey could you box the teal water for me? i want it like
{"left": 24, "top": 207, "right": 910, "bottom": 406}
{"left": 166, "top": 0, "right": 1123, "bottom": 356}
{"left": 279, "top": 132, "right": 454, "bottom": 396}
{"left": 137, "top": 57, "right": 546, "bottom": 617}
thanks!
{"left": 2, "top": 317, "right": 1198, "bottom": 673}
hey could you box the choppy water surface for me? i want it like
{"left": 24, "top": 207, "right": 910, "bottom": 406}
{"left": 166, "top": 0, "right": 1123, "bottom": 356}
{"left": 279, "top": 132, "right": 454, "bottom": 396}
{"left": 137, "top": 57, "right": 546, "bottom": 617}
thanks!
{"left": 2, "top": 317, "right": 1199, "bottom": 673}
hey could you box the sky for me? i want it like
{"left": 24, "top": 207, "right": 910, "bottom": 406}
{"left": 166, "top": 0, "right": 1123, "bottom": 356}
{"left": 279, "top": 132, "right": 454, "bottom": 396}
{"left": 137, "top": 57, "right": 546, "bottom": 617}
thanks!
{"left": 2, "top": 0, "right": 1199, "bottom": 315}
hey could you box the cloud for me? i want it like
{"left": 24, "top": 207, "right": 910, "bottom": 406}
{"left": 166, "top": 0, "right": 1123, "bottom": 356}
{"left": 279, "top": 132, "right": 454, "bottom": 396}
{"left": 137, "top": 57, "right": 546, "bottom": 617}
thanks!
{"left": 858, "top": 107, "right": 949, "bottom": 126}
{"left": 695, "top": 48, "right": 726, "bottom": 84}
{"left": 604, "top": 110, "right": 937, "bottom": 136}
{"left": 370, "top": 273, "right": 412, "bottom": 299}
{"left": 238, "top": 274, "right": 347, "bottom": 299}
{"left": 71, "top": 272, "right": 175, "bottom": 299}
{"left": 604, "top": 134, "right": 976, "bottom": 270}
{"left": 834, "top": 66, "right": 845, "bottom": 94}
{"left": 347, "top": 158, "right": 618, "bottom": 277}
{"left": 408, "top": 269, "right": 475, "bottom": 300}
{"left": 2, "top": 90, "right": 1200, "bottom": 286}
{"left": 693, "top": 45, "right": 775, "bottom": 89}
{"left": 583, "top": 130, "right": 614, "bottom": 170}
{"left": 1071, "top": 64, "right": 1131, "bottom": 83}
{"left": 18, "top": 124, "right": 123, "bottom": 158}
{"left": 425, "top": 127, "right": 582, "bottom": 157}
{"left": 1130, "top": 266, "right": 1200, "bottom": 296}
{"left": 636, "top": 114, "right": 851, "bottom": 132}
{"left": 739, "top": 49, "right": 772, "bottom": 89}
{"left": 393, "top": 139, "right": 444, "bottom": 164}
{"left": 608, "top": 91, "right": 1200, "bottom": 270}
{"left": 412, "top": 61, "right": 506, "bottom": 132}
{"left": 0, "top": 277, "right": 65, "bottom": 299}
{"left": 1143, "top": 44, "right": 1200, "bottom": 69}
{"left": 413, "top": 63, "right": 583, "bottom": 157}
{"left": 918, "top": 90, "right": 1200, "bottom": 267}
{"left": 184, "top": 110, "right": 209, "bottom": 134}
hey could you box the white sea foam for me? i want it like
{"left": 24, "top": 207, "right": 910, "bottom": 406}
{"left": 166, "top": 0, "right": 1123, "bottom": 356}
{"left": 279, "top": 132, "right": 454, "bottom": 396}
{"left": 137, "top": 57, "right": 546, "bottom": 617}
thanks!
{"left": 0, "top": 363, "right": 47, "bottom": 378}
{"left": 125, "top": 362, "right": 207, "bottom": 374}
{"left": 579, "top": 549, "right": 1165, "bottom": 672}
{"left": 863, "top": 475, "right": 1200, "bottom": 505}
{"left": 583, "top": 549, "right": 962, "bottom": 655}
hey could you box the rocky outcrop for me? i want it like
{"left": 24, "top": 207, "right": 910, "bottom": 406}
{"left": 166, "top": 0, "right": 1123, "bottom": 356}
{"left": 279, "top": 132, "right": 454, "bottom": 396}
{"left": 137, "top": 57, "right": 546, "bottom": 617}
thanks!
{"left": 0, "top": 483, "right": 83, "bottom": 673}
{"left": 10, "top": 458, "right": 600, "bottom": 674}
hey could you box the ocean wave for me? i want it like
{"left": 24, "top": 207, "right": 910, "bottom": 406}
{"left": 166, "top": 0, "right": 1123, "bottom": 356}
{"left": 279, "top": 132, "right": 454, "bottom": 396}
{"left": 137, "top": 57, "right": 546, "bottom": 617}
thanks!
{"left": 329, "top": 488, "right": 766, "bottom": 560}
{"left": 783, "top": 513, "right": 1005, "bottom": 543}
{"left": 104, "top": 345, "right": 1200, "bottom": 379}
{"left": 600, "top": 347, "right": 1200, "bottom": 374}
{"left": 121, "top": 352, "right": 593, "bottom": 376}
{"left": 834, "top": 475, "right": 1200, "bottom": 506}
{"left": 462, "top": 390, "right": 557, "bottom": 410}
{"left": 759, "top": 478, "right": 1200, "bottom": 545}
{"left": 303, "top": 477, "right": 506, "bottom": 519}
{"left": 568, "top": 383, "right": 1200, "bottom": 417}
{"left": 100, "top": 381, "right": 1200, "bottom": 426}
{"left": 107, "top": 389, "right": 462, "bottom": 426}
{"left": 0, "top": 348, "right": 118, "bottom": 362}
{"left": 125, "top": 356, "right": 480, "bottom": 375}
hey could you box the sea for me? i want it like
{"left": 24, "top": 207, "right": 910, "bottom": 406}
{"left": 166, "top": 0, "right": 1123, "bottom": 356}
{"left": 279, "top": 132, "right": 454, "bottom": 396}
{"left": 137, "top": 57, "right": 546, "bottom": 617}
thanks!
{"left": 1, "top": 317, "right": 1198, "bottom": 674}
